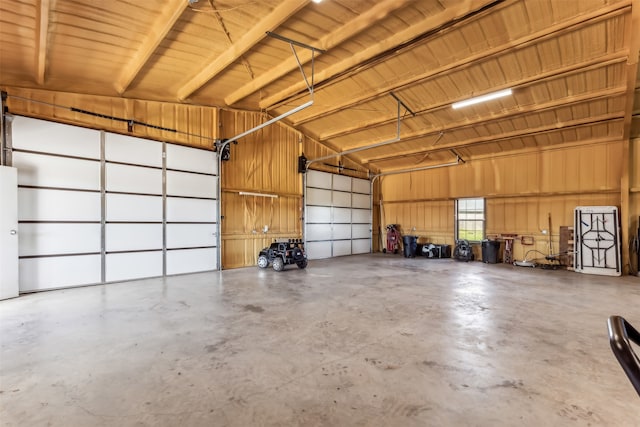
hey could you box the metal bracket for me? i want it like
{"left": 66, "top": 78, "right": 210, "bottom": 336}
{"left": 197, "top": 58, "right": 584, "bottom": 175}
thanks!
{"left": 306, "top": 93, "right": 416, "bottom": 170}
{"left": 220, "top": 33, "right": 324, "bottom": 154}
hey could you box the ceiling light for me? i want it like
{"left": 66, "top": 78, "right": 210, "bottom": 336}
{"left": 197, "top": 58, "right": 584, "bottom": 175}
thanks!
{"left": 452, "top": 88, "right": 512, "bottom": 109}
{"left": 312, "top": 0, "right": 322, "bottom": 3}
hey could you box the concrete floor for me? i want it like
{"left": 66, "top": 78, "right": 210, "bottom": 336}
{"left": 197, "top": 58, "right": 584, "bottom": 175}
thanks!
{"left": 1, "top": 254, "right": 639, "bottom": 426}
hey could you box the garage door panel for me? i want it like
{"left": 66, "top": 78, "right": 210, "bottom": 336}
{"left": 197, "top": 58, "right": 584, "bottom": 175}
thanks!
{"left": 19, "top": 223, "right": 101, "bottom": 256}
{"left": 332, "top": 224, "right": 351, "bottom": 240}
{"left": 352, "top": 178, "right": 370, "bottom": 194}
{"left": 307, "top": 170, "right": 332, "bottom": 188}
{"left": 166, "top": 224, "right": 216, "bottom": 249}
{"left": 106, "top": 163, "right": 162, "bottom": 195}
{"left": 166, "top": 197, "right": 217, "bottom": 222}
{"left": 352, "top": 224, "right": 370, "bottom": 239}
{"left": 11, "top": 116, "right": 100, "bottom": 159}
{"left": 166, "top": 170, "right": 217, "bottom": 198}
{"left": 18, "top": 188, "right": 101, "bottom": 221}
{"left": 106, "top": 224, "right": 163, "bottom": 252}
{"left": 352, "top": 209, "right": 370, "bottom": 224}
{"left": 333, "top": 240, "right": 351, "bottom": 256}
{"left": 307, "top": 223, "right": 330, "bottom": 241}
{"left": 105, "top": 133, "right": 162, "bottom": 167}
{"left": 305, "top": 170, "right": 370, "bottom": 259}
{"left": 352, "top": 193, "right": 370, "bottom": 209}
{"left": 332, "top": 174, "right": 351, "bottom": 191}
{"left": 14, "top": 152, "right": 100, "bottom": 190}
{"left": 307, "top": 206, "right": 331, "bottom": 223}
{"left": 106, "top": 194, "right": 162, "bottom": 222}
{"left": 106, "top": 252, "right": 163, "bottom": 282}
{"left": 167, "top": 144, "right": 217, "bottom": 175}
{"left": 307, "top": 188, "right": 331, "bottom": 205}
{"left": 332, "top": 191, "right": 351, "bottom": 207}
{"left": 19, "top": 255, "right": 102, "bottom": 292}
{"left": 333, "top": 207, "right": 351, "bottom": 223}
{"left": 352, "top": 239, "right": 370, "bottom": 254}
{"left": 167, "top": 248, "right": 217, "bottom": 275}
{"left": 12, "top": 116, "right": 221, "bottom": 291}
{"left": 306, "top": 241, "right": 331, "bottom": 259}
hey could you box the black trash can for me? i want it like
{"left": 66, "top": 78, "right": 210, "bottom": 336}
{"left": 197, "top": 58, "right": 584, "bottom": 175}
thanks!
{"left": 403, "top": 235, "right": 418, "bottom": 258}
{"left": 481, "top": 240, "right": 501, "bottom": 263}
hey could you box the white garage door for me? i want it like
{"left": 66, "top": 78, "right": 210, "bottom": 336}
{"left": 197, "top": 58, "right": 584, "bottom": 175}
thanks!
{"left": 305, "top": 170, "right": 371, "bottom": 260}
{"left": 10, "top": 116, "right": 218, "bottom": 292}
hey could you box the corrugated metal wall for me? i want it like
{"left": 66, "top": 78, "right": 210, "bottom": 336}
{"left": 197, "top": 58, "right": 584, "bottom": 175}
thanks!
{"left": 379, "top": 141, "right": 628, "bottom": 263}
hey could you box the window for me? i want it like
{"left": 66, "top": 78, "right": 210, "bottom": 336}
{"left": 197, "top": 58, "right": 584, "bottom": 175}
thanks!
{"left": 456, "top": 198, "right": 485, "bottom": 241}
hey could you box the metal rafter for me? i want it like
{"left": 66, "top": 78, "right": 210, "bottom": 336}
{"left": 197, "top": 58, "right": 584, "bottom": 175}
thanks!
{"left": 306, "top": 93, "right": 415, "bottom": 168}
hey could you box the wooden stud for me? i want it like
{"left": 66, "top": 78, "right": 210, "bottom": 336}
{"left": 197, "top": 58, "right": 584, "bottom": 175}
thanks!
{"left": 35, "top": 0, "right": 51, "bottom": 85}
{"left": 114, "top": 0, "right": 188, "bottom": 94}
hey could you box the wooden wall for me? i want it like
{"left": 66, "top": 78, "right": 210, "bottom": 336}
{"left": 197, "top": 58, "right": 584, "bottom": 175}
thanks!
{"left": 631, "top": 137, "right": 640, "bottom": 273}
{"left": 4, "top": 88, "right": 638, "bottom": 272}
{"left": 4, "top": 87, "right": 217, "bottom": 149}
{"left": 219, "top": 111, "right": 366, "bottom": 268}
{"left": 379, "top": 140, "right": 633, "bottom": 266}
{"left": 218, "top": 109, "right": 304, "bottom": 269}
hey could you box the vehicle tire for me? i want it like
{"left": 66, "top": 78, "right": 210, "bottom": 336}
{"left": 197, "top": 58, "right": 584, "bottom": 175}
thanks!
{"left": 272, "top": 257, "right": 284, "bottom": 271}
{"left": 257, "top": 255, "right": 269, "bottom": 268}
{"left": 292, "top": 247, "right": 304, "bottom": 261}
{"left": 297, "top": 259, "right": 308, "bottom": 269}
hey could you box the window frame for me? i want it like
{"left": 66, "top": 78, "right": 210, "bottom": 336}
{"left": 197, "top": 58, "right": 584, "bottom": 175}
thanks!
{"left": 455, "top": 197, "right": 486, "bottom": 242}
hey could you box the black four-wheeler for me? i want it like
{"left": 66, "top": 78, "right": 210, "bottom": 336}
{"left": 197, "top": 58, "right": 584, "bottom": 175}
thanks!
{"left": 257, "top": 239, "right": 308, "bottom": 271}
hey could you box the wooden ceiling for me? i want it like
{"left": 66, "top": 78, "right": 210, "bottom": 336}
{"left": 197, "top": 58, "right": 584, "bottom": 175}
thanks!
{"left": 1, "top": 0, "right": 639, "bottom": 174}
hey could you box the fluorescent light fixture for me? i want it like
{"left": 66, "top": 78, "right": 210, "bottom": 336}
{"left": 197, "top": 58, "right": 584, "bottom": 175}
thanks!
{"left": 239, "top": 191, "right": 278, "bottom": 198}
{"left": 452, "top": 88, "right": 512, "bottom": 109}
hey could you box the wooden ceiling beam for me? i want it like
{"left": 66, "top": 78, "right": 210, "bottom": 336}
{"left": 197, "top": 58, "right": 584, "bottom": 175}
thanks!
{"left": 224, "top": 0, "right": 411, "bottom": 106}
{"left": 292, "top": 2, "right": 632, "bottom": 127}
{"left": 258, "top": 0, "right": 497, "bottom": 110}
{"left": 35, "top": 0, "right": 51, "bottom": 85}
{"left": 322, "top": 55, "right": 628, "bottom": 142}
{"left": 363, "top": 112, "right": 625, "bottom": 164}
{"left": 374, "top": 135, "right": 624, "bottom": 174}
{"left": 115, "top": 0, "right": 187, "bottom": 94}
{"left": 177, "top": 0, "right": 309, "bottom": 101}
{"left": 360, "top": 87, "right": 627, "bottom": 163}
